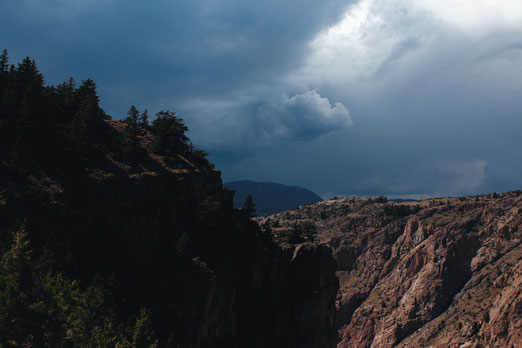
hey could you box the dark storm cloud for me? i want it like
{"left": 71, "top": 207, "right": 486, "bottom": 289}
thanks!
{"left": 1, "top": 0, "right": 349, "bottom": 116}
{"left": 1, "top": 0, "right": 352, "bottom": 167}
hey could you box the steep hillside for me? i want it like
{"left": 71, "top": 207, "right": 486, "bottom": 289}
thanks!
{"left": 0, "top": 53, "right": 338, "bottom": 347}
{"left": 260, "top": 192, "right": 522, "bottom": 347}
{"left": 225, "top": 180, "right": 323, "bottom": 216}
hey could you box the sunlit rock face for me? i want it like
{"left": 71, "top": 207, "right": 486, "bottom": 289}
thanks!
{"left": 261, "top": 191, "right": 522, "bottom": 347}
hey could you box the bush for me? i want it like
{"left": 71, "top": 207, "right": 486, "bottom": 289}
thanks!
{"left": 300, "top": 221, "right": 317, "bottom": 241}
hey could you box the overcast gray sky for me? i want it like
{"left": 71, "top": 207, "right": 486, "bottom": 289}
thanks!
{"left": 2, "top": 0, "right": 521, "bottom": 198}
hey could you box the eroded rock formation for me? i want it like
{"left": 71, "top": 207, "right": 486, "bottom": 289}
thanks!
{"left": 262, "top": 192, "right": 522, "bottom": 347}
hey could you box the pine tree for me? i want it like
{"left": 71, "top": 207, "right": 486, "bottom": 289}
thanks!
{"left": 74, "top": 79, "right": 99, "bottom": 105}
{"left": 7, "top": 58, "right": 50, "bottom": 167}
{"left": 122, "top": 105, "right": 142, "bottom": 163}
{"left": 15, "top": 57, "right": 44, "bottom": 93}
{"left": 0, "top": 50, "right": 11, "bottom": 153}
{"left": 242, "top": 194, "right": 256, "bottom": 217}
{"left": 126, "top": 105, "right": 140, "bottom": 123}
{"left": 66, "top": 79, "right": 108, "bottom": 157}
{"left": 132, "top": 308, "right": 158, "bottom": 347}
{"left": 0, "top": 49, "right": 8, "bottom": 73}
{"left": 68, "top": 93, "right": 105, "bottom": 157}
{"left": 139, "top": 109, "right": 149, "bottom": 127}
{"left": 51, "top": 77, "right": 78, "bottom": 130}
{"left": 0, "top": 222, "right": 36, "bottom": 346}
{"left": 261, "top": 220, "right": 272, "bottom": 236}
{"left": 150, "top": 110, "right": 189, "bottom": 156}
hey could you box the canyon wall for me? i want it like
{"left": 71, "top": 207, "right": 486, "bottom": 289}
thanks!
{"left": 263, "top": 192, "right": 522, "bottom": 347}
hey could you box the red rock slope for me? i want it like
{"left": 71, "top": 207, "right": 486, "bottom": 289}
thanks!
{"left": 260, "top": 191, "right": 522, "bottom": 347}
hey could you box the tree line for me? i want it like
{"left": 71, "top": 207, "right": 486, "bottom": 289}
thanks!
{"left": 0, "top": 49, "right": 209, "bottom": 173}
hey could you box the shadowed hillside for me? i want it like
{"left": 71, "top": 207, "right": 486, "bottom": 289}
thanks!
{"left": 0, "top": 51, "right": 339, "bottom": 347}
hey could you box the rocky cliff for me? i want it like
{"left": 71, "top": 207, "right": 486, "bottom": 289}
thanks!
{"left": 260, "top": 192, "right": 522, "bottom": 347}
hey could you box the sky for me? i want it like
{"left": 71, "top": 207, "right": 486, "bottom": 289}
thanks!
{"left": 2, "top": 0, "right": 522, "bottom": 198}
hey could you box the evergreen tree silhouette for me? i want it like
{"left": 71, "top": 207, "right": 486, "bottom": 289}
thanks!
{"left": 242, "top": 194, "right": 256, "bottom": 217}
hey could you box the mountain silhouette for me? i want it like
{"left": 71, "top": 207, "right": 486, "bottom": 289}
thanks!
{"left": 225, "top": 180, "right": 323, "bottom": 216}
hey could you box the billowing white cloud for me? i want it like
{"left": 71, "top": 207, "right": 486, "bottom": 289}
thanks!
{"left": 290, "top": 0, "right": 522, "bottom": 97}
{"left": 256, "top": 90, "right": 351, "bottom": 143}
{"left": 186, "top": 90, "right": 351, "bottom": 155}
{"left": 405, "top": 0, "right": 522, "bottom": 35}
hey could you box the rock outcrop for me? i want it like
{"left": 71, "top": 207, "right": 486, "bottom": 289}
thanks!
{"left": 261, "top": 192, "right": 522, "bottom": 347}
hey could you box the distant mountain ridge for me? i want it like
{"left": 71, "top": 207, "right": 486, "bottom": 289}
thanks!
{"left": 225, "top": 180, "right": 323, "bottom": 216}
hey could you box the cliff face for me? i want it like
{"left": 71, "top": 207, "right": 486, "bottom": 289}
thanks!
{"left": 0, "top": 119, "right": 339, "bottom": 347}
{"left": 150, "top": 238, "right": 339, "bottom": 347}
{"left": 262, "top": 192, "right": 522, "bottom": 347}
{"left": 243, "top": 243, "right": 339, "bottom": 347}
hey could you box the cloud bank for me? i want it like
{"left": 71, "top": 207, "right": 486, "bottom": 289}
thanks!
{"left": 2, "top": 0, "right": 522, "bottom": 197}
{"left": 223, "top": 0, "right": 522, "bottom": 196}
